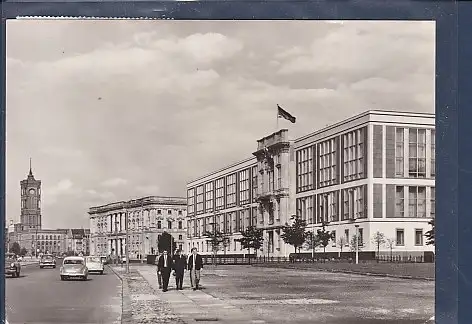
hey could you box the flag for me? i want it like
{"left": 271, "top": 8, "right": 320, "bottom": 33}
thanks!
{"left": 277, "top": 105, "right": 296, "bottom": 123}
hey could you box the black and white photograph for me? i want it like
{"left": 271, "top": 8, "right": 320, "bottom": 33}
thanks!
{"left": 5, "top": 19, "right": 435, "bottom": 324}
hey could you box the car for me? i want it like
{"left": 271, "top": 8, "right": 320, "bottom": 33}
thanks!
{"left": 85, "top": 256, "right": 104, "bottom": 275}
{"left": 39, "top": 254, "right": 56, "bottom": 268}
{"left": 5, "top": 253, "right": 21, "bottom": 278}
{"left": 100, "top": 256, "right": 109, "bottom": 265}
{"left": 60, "top": 256, "right": 88, "bottom": 281}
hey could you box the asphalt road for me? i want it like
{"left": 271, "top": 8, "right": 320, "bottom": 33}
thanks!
{"left": 6, "top": 264, "right": 122, "bottom": 324}
{"left": 200, "top": 265, "right": 435, "bottom": 324}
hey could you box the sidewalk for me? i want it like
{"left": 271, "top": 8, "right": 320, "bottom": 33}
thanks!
{"left": 137, "top": 265, "right": 267, "bottom": 324}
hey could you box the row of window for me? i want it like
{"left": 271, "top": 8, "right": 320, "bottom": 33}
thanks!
{"left": 296, "top": 185, "right": 367, "bottom": 224}
{"left": 395, "top": 186, "right": 435, "bottom": 218}
{"left": 95, "top": 220, "right": 184, "bottom": 233}
{"left": 21, "top": 198, "right": 40, "bottom": 209}
{"left": 296, "top": 128, "right": 367, "bottom": 193}
{"left": 188, "top": 166, "right": 258, "bottom": 215}
{"left": 395, "top": 128, "right": 435, "bottom": 178}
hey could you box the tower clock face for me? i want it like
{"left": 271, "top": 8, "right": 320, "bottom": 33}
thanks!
{"left": 28, "top": 188, "right": 36, "bottom": 195}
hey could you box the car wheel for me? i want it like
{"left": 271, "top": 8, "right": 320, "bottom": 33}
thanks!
{"left": 53, "top": 266, "right": 56, "bottom": 269}
{"left": 83, "top": 276, "right": 88, "bottom": 281}
{"left": 100, "top": 271, "right": 104, "bottom": 275}
{"left": 16, "top": 270, "right": 20, "bottom": 278}
{"left": 40, "top": 266, "right": 43, "bottom": 269}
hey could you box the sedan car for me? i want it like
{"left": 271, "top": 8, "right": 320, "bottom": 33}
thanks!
{"left": 5, "top": 253, "right": 21, "bottom": 278}
{"left": 60, "top": 256, "right": 88, "bottom": 281}
{"left": 85, "top": 256, "right": 104, "bottom": 275}
{"left": 40, "top": 254, "right": 56, "bottom": 269}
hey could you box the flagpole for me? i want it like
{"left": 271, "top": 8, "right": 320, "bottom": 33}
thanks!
{"left": 276, "top": 105, "right": 279, "bottom": 131}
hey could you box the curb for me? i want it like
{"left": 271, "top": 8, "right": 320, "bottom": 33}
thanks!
{"left": 107, "top": 266, "right": 126, "bottom": 324}
{"left": 108, "top": 266, "right": 133, "bottom": 324}
{"left": 20, "top": 262, "right": 39, "bottom": 267}
{"left": 251, "top": 264, "right": 435, "bottom": 281}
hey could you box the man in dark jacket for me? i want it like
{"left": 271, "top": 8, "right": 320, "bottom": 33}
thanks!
{"left": 187, "top": 247, "right": 203, "bottom": 290}
{"left": 172, "top": 249, "right": 187, "bottom": 290}
{"left": 157, "top": 250, "right": 173, "bottom": 292}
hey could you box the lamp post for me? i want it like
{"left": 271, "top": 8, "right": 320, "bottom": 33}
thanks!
{"left": 355, "top": 224, "right": 359, "bottom": 265}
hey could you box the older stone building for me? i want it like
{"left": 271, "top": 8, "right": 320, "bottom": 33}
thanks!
{"left": 88, "top": 196, "right": 187, "bottom": 259}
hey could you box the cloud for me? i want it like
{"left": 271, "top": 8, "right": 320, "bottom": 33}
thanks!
{"left": 100, "top": 178, "right": 128, "bottom": 187}
{"left": 5, "top": 20, "right": 434, "bottom": 229}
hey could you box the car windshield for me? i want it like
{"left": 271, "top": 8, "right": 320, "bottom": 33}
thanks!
{"left": 42, "top": 256, "right": 53, "bottom": 260}
{"left": 64, "top": 259, "right": 83, "bottom": 265}
{"left": 87, "top": 257, "right": 101, "bottom": 263}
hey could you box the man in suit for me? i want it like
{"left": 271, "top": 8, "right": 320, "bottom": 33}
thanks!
{"left": 157, "top": 250, "right": 173, "bottom": 292}
{"left": 172, "top": 249, "right": 186, "bottom": 290}
{"left": 154, "top": 252, "right": 163, "bottom": 289}
{"left": 187, "top": 247, "right": 203, "bottom": 290}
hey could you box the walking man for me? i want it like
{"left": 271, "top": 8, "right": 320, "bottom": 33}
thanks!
{"left": 154, "top": 252, "right": 163, "bottom": 289}
{"left": 187, "top": 247, "right": 203, "bottom": 290}
{"left": 157, "top": 250, "right": 173, "bottom": 292}
{"left": 172, "top": 249, "right": 186, "bottom": 290}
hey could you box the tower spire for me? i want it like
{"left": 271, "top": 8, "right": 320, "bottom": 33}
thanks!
{"left": 29, "top": 158, "right": 32, "bottom": 176}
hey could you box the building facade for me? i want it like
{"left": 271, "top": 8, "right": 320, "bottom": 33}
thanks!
{"left": 88, "top": 196, "right": 187, "bottom": 258}
{"left": 187, "top": 110, "right": 435, "bottom": 258}
{"left": 8, "top": 228, "right": 68, "bottom": 256}
{"left": 20, "top": 162, "right": 42, "bottom": 230}
{"left": 65, "top": 229, "right": 91, "bottom": 256}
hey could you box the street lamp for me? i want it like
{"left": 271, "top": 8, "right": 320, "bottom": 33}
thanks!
{"left": 355, "top": 224, "right": 359, "bottom": 265}
{"left": 125, "top": 205, "right": 130, "bottom": 274}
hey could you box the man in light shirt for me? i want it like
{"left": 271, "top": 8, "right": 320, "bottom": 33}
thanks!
{"left": 187, "top": 247, "right": 203, "bottom": 290}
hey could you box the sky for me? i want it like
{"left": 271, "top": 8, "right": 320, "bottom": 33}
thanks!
{"left": 6, "top": 20, "right": 435, "bottom": 229}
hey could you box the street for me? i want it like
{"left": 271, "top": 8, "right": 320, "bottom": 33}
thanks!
{"left": 6, "top": 264, "right": 122, "bottom": 324}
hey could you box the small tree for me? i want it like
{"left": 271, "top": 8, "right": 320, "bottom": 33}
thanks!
{"left": 385, "top": 238, "right": 395, "bottom": 261}
{"left": 425, "top": 218, "right": 435, "bottom": 245}
{"left": 221, "top": 234, "right": 231, "bottom": 255}
{"left": 316, "top": 221, "right": 334, "bottom": 262}
{"left": 281, "top": 215, "right": 308, "bottom": 257}
{"left": 236, "top": 226, "right": 264, "bottom": 263}
{"left": 337, "top": 236, "right": 348, "bottom": 258}
{"left": 349, "top": 235, "right": 363, "bottom": 252}
{"left": 304, "top": 231, "right": 320, "bottom": 258}
{"left": 204, "top": 229, "right": 226, "bottom": 266}
{"left": 9, "top": 242, "right": 21, "bottom": 255}
{"left": 372, "top": 231, "right": 386, "bottom": 263}
{"left": 20, "top": 247, "right": 28, "bottom": 256}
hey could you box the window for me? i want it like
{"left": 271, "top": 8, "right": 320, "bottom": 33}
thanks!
{"left": 168, "top": 209, "right": 172, "bottom": 215}
{"left": 158, "top": 209, "right": 162, "bottom": 214}
{"left": 317, "top": 191, "right": 339, "bottom": 223}
{"left": 226, "top": 174, "right": 237, "bottom": 208}
{"left": 178, "top": 210, "right": 182, "bottom": 216}
{"left": 409, "top": 186, "right": 427, "bottom": 218}
{"left": 252, "top": 166, "right": 258, "bottom": 202}
{"left": 431, "top": 130, "right": 435, "bottom": 177}
{"left": 409, "top": 128, "right": 426, "bottom": 178}
{"left": 342, "top": 128, "right": 365, "bottom": 181}
{"left": 415, "top": 229, "right": 423, "bottom": 246}
{"left": 395, "top": 186, "right": 405, "bottom": 217}
{"left": 344, "top": 229, "right": 349, "bottom": 245}
{"left": 215, "top": 178, "right": 225, "bottom": 210}
{"left": 319, "top": 138, "right": 338, "bottom": 187}
{"left": 358, "top": 228, "right": 364, "bottom": 246}
{"left": 342, "top": 186, "right": 366, "bottom": 220}
{"left": 187, "top": 189, "right": 195, "bottom": 215}
{"left": 331, "top": 230, "right": 336, "bottom": 247}
{"left": 396, "top": 229, "right": 405, "bottom": 246}
{"left": 168, "top": 221, "right": 172, "bottom": 229}
{"left": 395, "top": 128, "right": 404, "bottom": 177}
{"left": 296, "top": 146, "right": 314, "bottom": 192}
{"left": 430, "top": 187, "right": 435, "bottom": 218}
{"left": 157, "top": 221, "right": 161, "bottom": 229}
{"left": 179, "top": 244, "right": 183, "bottom": 251}
{"left": 178, "top": 221, "right": 183, "bottom": 229}
{"left": 205, "top": 182, "right": 214, "bottom": 212}
{"left": 196, "top": 185, "right": 204, "bottom": 214}
{"left": 251, "top": 207, "right": 257, "bottom": 227}
{"left": 239, "top": 169, "right": 250, "bottom": 205}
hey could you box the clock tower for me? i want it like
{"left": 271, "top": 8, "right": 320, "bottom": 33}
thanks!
{"left": 20, "top": 159, "right": 42, "bottom": 230}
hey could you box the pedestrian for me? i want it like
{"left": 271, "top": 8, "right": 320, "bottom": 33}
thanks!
{"left": 172, "top": 249, "right": 186, "bottom": 290}
{"left": 187, "top": 247, "right": 203, "bottom": 290}
{"left": 157, "top": 250, "right": 173, "bottom": 292}
{"left": 154, "top": 252, "right": 163, "bottom": 289}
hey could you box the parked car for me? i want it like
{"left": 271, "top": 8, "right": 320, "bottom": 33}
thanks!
{"left": 100, "top": 256, "right": 109, "bottom": 265}
{"left": 60, "top": 256, "right": 88, "bottom": 281}
{"left": 5, "top": 253, "right": 21, "bottom": 277}
{"left": 39, "top": 254, "right": 56, "bottom": 269}
{"left": 85, "top": 256, "right": 104, "bottom": 275}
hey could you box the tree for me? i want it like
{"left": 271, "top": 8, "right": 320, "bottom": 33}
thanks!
{"left": 20, "top": 247, "right": 28, "bottom": 256}
{"left": 372, "top": 231, "right": 386, "bottom": 262}
{"left": 337, "top": 236, "right": 348, "bottom": 258}
{"left": 425, "top": 218, "right": 435, "bottom": 245}
{"left": 385, "top": 238, "right": 396, "bottom": 261}
{"left": 349, "top": 235, "right": 363, "bottom": 253}
{"left": 304, "top": 231, "right": 320, "bottom": 257}
{"left": 158, "top": 231, "right": 176, "bottom": 255}
{"left": 204, "top": 229, "right": 226, "bottom": 266}
{"left": 316, "top": 220, "right": 334, "bottom": 261}
{"left": 221, "top": 234, "right": 230, "bottom": 255}
{"left": 236, "top": 226, "right": 264, "bottom": 263}
{"left": 281, "top": 215, "right": 308, "bottom": 257}
{"left": 9, "top": 242, "right": 21, "bottom": 255}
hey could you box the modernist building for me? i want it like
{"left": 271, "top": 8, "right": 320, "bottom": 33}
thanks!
{"left": 186, "top": 110, "right": 435, "bottom": 258}
{"left": 88, "top": 196, "right": 187, "bottom": 259}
